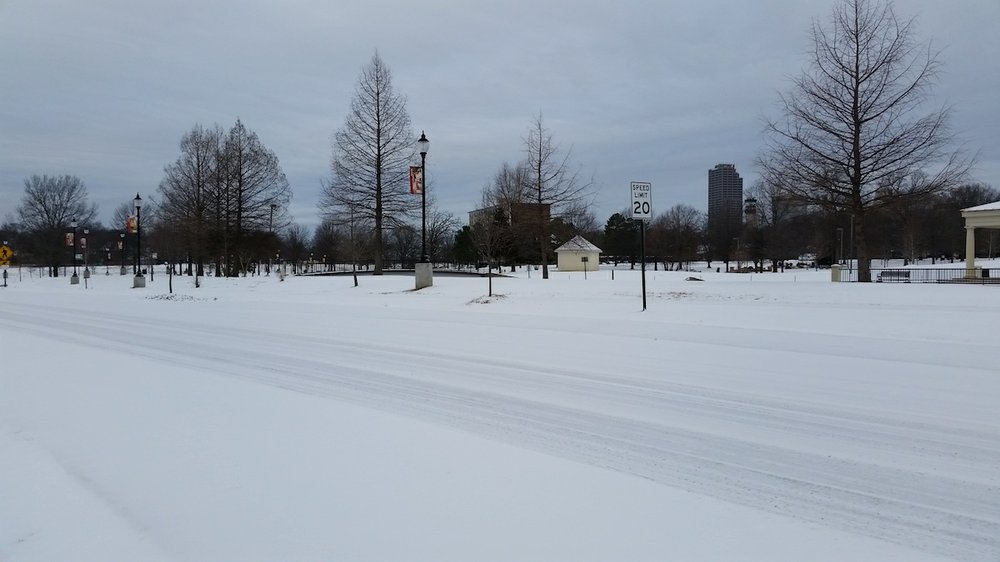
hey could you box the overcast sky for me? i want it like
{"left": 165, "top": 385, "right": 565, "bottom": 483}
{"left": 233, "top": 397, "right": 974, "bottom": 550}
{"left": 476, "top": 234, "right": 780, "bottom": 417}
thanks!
{"left": 2, "top": 0, "right": 998, "bottom": 232}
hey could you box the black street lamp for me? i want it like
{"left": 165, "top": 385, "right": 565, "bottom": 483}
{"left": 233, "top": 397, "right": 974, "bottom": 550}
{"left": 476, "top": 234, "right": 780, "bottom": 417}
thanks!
{"left": 418, "top": 131, "right": 429, "bottom": 263}
{"left": 70, "top": 217, "right": 79, "bottom": 284}
{"left": 82, "top": 227, "right": 89, "bottom": 273}
{"left": 119, "top": 231, "right": 126, "bottom": 275}
{"left": 133, "top": 193, "right": 145, "bottom": 288}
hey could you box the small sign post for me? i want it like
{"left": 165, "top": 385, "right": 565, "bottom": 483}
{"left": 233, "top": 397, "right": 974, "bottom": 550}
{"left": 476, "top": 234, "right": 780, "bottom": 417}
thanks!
{"left": 630, "top": 182, "right": 652, "bottom": 311}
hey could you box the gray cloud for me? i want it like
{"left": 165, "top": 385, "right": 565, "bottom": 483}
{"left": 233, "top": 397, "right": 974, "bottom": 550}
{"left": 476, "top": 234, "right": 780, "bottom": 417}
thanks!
{"left": 2, "top": 0, "right": 998, "bottom": 231}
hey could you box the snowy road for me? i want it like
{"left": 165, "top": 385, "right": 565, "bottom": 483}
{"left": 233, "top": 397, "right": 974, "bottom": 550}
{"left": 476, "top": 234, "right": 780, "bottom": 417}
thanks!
{"left": 4, "top": 281, "right": 999, "bottom": 562}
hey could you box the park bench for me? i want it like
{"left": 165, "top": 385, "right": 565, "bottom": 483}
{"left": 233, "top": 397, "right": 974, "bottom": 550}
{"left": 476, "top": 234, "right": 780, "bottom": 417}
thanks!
{"left": 877, "top": 270, "right": 910, "bottom": 283}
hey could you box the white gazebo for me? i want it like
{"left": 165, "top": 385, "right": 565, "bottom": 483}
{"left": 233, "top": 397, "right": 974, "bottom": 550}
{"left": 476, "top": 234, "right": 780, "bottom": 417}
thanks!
{"left": 555, "top": 235, "right": 602, "bottom": 272}
{"left": 961, "top": 201, "right": 1000, "bottom": 276}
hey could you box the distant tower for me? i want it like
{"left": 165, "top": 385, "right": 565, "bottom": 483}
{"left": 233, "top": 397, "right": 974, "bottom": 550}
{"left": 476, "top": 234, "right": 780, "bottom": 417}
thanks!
{"left": 707, "top": 164, "right": 744, "bottom": 260}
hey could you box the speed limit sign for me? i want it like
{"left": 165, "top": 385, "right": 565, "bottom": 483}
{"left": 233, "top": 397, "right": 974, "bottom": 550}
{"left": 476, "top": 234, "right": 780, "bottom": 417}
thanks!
{"left": 630, "top": 181, "right": 652, "bottom": 221}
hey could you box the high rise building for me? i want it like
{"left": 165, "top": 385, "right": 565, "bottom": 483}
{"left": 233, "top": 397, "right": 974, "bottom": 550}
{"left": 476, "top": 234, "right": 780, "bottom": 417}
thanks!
{"left": 707, "top": 164, "right": 744, "bottom": 261}
{"left": 708, "top": 163, "right": 744, "bottom": 230}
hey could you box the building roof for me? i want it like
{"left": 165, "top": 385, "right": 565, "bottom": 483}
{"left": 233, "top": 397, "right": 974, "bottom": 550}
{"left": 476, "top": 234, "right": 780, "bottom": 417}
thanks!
{"left": 963, "top": 201, "right": 1000, "bottom": 212}
{"left": 554, "top": 235, "right": 602, "bottom": 253}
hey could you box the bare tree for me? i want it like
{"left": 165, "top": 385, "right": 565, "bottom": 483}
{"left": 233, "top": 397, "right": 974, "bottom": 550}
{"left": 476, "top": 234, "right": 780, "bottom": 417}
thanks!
{"left": 223, "top": 120, "right": 292, "bottom": 276}
{"left": 312, "top": 219, "right": 346, "bottom": 269}
{"left": 653, "top": 204, "right": 703, "bottom": 271}
{"left": 761, "top": 0, "right": 971, "bottom": 281}
{"left": 158, "top": 122, "right": 289, "bottom": 277}
{"left": 745, "top": 178, "right": 803, "bottom": 271}
{"left": 472, "top": 184, "right": 510, "bottom": 297}
{"left": 16, "top": 174, "right": 98, "bottom": 275}
{"left": 426, "top": 206, "right": 459, "bottom": 263}
{"left": 320, "top": 174, "right": 373, "bottom": 286}
{"left": 319, "top": 52, "right": 417, "bottom": 275}
{"left": 284, "top": 223, "right": 311, "bottom": 273}
{"left": 158, "top": 125, "right": 221, "bottom": 275}
{"left": 388, "top": 224, "right": 419, "bottom": 268}
{"left": 524, "top": 114, "right": 592, "bottom": 279}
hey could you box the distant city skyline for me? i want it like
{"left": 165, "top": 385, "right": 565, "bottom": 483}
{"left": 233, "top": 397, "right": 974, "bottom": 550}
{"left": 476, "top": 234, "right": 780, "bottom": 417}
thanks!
{"left": 2, "top": 0, "right": 998, "bottom": 232}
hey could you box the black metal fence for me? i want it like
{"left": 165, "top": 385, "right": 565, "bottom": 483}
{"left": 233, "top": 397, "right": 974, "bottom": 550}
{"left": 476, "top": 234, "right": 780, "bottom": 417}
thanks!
{"left": 839, "top": 267, "right": 997, "bottom": 284}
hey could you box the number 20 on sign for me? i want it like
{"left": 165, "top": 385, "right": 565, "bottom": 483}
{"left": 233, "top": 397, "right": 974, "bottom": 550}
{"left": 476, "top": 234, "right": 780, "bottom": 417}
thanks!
{"left": 630, "top": 181, "right": 652, "bottom": 220}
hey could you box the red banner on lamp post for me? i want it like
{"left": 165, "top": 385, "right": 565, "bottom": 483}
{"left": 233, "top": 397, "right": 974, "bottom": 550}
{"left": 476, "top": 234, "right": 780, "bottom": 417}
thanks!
{"left": 409, "top": 166, "right": 423, "bottom": 195}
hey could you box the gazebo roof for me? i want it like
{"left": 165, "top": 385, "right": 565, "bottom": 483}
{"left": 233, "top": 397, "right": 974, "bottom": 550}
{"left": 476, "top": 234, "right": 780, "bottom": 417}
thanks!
{"left": 555, "top": 235, "right": 602, "bottom": 253}
{"left": 962, "top": 200, "right": 1000, "bottom": 230}
{"left": 963, "top": 201, "right": 1000, "bottom": 213}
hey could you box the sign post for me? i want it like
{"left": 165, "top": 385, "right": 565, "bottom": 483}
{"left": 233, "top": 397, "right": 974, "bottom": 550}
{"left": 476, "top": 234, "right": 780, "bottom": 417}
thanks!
{"left": 630, "top": 182, "right": 652, "bottom": 311}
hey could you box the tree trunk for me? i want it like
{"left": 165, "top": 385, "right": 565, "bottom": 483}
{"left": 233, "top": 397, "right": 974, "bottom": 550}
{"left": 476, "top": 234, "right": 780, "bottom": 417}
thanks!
{"left": 854, "top": 209, "right": 871, "bottom": 282}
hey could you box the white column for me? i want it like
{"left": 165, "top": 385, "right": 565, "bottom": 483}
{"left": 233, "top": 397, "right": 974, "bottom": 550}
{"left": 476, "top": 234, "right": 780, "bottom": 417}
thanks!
{"left": 965, "top": 226, "right": 976, "bottom": 277}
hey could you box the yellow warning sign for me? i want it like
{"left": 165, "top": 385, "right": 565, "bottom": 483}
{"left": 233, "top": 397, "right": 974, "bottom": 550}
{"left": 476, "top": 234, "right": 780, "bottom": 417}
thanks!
{"left": 0, "top": 245, "right": 11, "bottom": 265}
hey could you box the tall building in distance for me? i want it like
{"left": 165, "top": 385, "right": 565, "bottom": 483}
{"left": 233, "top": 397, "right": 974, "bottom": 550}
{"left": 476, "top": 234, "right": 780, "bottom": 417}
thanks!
{"left": 708, "top": 163, "right": 744, "bottom": 229}
{"left": 707, "top": 163, "right": 744, "bottom": 260}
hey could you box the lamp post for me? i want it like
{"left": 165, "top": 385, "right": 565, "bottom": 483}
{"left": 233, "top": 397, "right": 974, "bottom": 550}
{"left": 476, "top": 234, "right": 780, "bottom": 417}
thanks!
{"left": 70, "top": 218, "right": 79, "bottom": 284}
{"left": 415, "top": 131, "right": 432, "bottom": 289}
{"left": 119, "top": 231, "right": 126, "bottom": 275}
{"left": 82, "top": 227, "right": 89, "bottom": 273}
{"left": 133, "top": 193, "right": 146, "bottom": 288}
{"left": 418, "top": 131, "right": 429, "bottom": 262}
{"left": 268, "top": 203, "right": 276, "bottom": 275}
{"left": 837, "top": 227, "right": 844, "bottom": 265}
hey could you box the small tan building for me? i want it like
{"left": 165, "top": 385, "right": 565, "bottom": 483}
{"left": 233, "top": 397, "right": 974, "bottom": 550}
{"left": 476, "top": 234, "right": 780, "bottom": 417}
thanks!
{"left": 555, "top": 235, "right": 602, "bottom": 272}
{"left": 961, "top": 201, "right": 1000, "bottom": 276}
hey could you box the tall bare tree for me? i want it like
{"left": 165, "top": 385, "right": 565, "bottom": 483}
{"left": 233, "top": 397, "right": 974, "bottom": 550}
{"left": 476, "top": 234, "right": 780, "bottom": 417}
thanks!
{"left": 319, "top": 52, "right": 417, "bottom": 275}
{"left": 16, "top": 174, "right": 98, "bottom": 275}
{"left": 524, "top": 114, "right": 591, "bottom": 279}
{"left": 761, "top": 0, "right": 971, "bottom": 281}
{"left": 158, "top": 122, "right": 289, "bottom": 277}
{"left": 224, "top": 119, "right": 291, "bottom": 275}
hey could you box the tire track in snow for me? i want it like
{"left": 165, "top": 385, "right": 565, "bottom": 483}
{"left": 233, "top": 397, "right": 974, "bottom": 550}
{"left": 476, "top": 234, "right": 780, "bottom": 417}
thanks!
{"left": 4, "top": 303, "right": 999, "bottom": 561}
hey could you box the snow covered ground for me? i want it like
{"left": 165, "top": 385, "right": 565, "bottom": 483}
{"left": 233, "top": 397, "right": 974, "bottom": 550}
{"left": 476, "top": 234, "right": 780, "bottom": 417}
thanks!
{"left": 1, "top": 264, "right": 998, "bottom": 561}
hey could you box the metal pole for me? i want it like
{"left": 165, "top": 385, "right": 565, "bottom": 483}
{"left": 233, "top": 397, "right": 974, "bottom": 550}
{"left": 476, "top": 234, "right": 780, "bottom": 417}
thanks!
{"left": 136, "top": 206, "right": 142, "bottom": 275}
{"left": 420, "top": 151, "right": 427, "bottom": 262}
{"left": 640, "top": 221, "right": 647, "bottom": 311}
{"left": 72, "top": 224, "right": 78, "bottom": 276}
{"left": 838, "top": 227, "right": 844, "bottom": 264}
{"left": 268, "top": 204, "right": 275, "bottom": 275}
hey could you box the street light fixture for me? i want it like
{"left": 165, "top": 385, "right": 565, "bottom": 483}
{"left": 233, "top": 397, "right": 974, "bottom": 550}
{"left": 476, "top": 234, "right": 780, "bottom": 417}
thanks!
{"left": 133, "top": 193, "right": 146, "bottom": 288}
{"left": 70, "top": 217, "right": 79, "bottom": 284}
{"left": 415, "top": 131, "right": 433, "bottom": 289}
